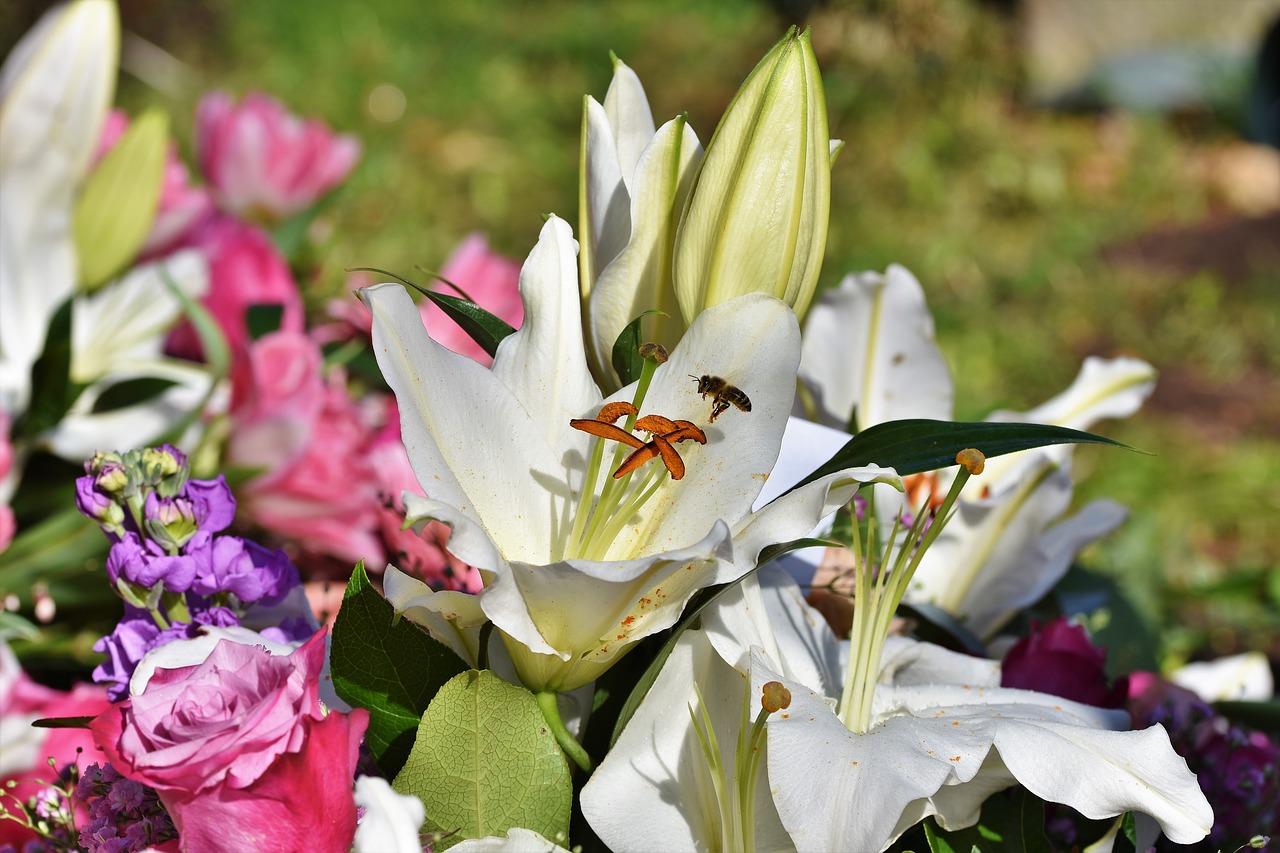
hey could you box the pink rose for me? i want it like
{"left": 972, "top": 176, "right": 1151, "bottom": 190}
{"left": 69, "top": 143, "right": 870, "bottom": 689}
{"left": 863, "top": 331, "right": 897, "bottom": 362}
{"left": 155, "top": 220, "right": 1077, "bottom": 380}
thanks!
{"left": 0, "top": 641, "right": 112, "bottom": 848}
{"left": 166, "top": 215, "right": 305, "bottom": 362}
{"left": 196, "top": 91, "right": 360, "bottom": 221}
{"left": 94, "top": 110, "right": 215, "bottom": 258}
{"left": 1001, "top": 617, "right": 1129, "bottom": 709}
{"left": 422, "top": 233, "right": 524, "bottom": 366}
{"left": 90, "top": 632, "right": 368, "bottom": 853}
{"left": 227, "top": 331, "right": 385, "bottom": 569}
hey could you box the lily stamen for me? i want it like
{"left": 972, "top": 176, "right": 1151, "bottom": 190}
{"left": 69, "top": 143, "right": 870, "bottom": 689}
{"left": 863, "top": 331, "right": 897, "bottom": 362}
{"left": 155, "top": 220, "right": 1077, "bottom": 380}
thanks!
{"left": 571, "top": 407, "right": 708, "bottom": 481}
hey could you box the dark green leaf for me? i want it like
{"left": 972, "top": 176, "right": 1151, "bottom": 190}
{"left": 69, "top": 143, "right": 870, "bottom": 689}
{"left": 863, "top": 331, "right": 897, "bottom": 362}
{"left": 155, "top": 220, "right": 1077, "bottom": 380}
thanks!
{"left": 610, "top": 537, "right": 832, "bottom": 748}
{"left": 330, "top": 562, "right": 469, "bottom": 778}
{"left": 17, "top": 297, "right": 85, "bottom": 439}
{"left": 90, "top": 377, "right": 181, "bottom": 413}
{"left": 922, "top": 789, "right": 1050, "bottom": 852}
{"left": 789, "top": 419, "right": 1137, "bottom": 497}
{"left": 897, "top": 601, "right": 987, "bottom": 657}
{"left": 611, "top": 310, "right": 665, "bottom": 386}
{"left": 350, "top": 267, "right": 517, "bottom": 358}
{"left": 1214, "top": 700, "right": 1280, "bottom": 733}
{"left": 245, "top": 303, "right": 285, "bottom": 341}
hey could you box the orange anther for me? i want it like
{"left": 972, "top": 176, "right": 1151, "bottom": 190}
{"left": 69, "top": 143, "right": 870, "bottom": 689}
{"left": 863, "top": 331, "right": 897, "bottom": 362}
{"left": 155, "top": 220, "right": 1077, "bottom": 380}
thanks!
{"left": 596, "top": 401, "right": 639, "bottom": 424}
{"left": 569, "top": 418, "right": 646, "bottom": 448}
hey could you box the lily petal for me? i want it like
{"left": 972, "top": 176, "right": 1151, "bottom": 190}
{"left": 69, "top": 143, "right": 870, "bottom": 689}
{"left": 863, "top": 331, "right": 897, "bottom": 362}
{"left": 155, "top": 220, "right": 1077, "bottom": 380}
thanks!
{"left": 602, "top": 58, "right": 656, "bottom": 195}
{"left": 578, "top": 97, "right": 630, "bottom": 299}
{"left": 0, "top": 0, "right": 118, "bottom": 413}
{"left": 587, "top": 117, "right": 702, "bottom": 386}
{"left": 797, "top": 265, "right": 953, "bottom": 430}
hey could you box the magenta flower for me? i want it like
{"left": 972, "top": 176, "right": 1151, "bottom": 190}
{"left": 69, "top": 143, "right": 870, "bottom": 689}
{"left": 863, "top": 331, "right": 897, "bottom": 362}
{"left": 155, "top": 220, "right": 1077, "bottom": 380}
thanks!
{"left": 1001, "top": 617, "right": 1129, "bottom": 709}
{"left": 196, "top": 91, "right": 360, "bottom": 221}
{"left": 165, "top": 215, "right": 305, "bottom": 361}
{"left": 90, "top": 632, "right": 368, "bottom": 853}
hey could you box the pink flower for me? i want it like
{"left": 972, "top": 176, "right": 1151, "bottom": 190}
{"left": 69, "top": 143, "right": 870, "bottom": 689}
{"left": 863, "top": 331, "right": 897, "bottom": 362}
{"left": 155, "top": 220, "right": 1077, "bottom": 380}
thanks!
{"left": 367, "top": 398, "right": 482, "bottom": 593}
{"left": 1001, "top": 617, "right": 1128, "bottom": 709}
{"left": 0, "top": 641, "right": 112, "bottom": 848}
{"left": 94, "top": 110, "right": 214, "bottom": 258}
{"left": 226, "top": 331, "right": 385, "bottom": 569}
{"left": 196, "top": 91, "right": 360, "bottom": 221}
{"left": 89, "top": 632, "right": 368, "bottom": 853}
{"left": 166, "top": 215, "right": 304, "bottom": 362}
{"left": 420, "top": 233, "right": 524, "bottom": 366}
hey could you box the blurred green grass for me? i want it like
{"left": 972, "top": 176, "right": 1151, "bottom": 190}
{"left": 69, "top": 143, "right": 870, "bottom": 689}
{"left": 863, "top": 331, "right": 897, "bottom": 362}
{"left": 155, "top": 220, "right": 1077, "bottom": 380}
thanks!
{"left": 7, "top": 0, "right": 1278, "bottom": 668}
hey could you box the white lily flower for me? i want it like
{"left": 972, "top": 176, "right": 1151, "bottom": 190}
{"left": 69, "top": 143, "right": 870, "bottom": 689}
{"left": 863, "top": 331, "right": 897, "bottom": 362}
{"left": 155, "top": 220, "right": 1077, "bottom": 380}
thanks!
{"left": 797, "top": 265, "right": 1155, "bottom": 638}
{"left": 0, "top": 0, "right": 117, "bottom": 418}
{"left": 1170, "top": 651, "right": 1275, "bottom": 702}
{"left": 580, "top": 58, "right": 703, "bottom": 387}
{"left": 362, "top": 216, "right": 897, "bottom": 695}
{"left": 352, "top": 775, "right": 426, "bottom": 853}
{"left": 0, "top": 1, "right": 213, "bottom": 483}
{"left": 450, "top": 827, "right": 572, "bottom": 853}
{"left": 585, "top": 565, "right": 1212, "bottom": 852}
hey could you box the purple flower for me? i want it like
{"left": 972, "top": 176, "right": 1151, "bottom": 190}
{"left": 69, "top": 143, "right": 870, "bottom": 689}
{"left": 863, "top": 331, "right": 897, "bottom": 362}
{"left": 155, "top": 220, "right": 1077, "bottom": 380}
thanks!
{"left": 188, "top": 535, "right": 299, "bottom": 605}
{"left": 181, "top": 475, "right": 236, "bottom": 533}
{"left": 75, "top": 475, "right": 125, "bottom": 532}
{"left": 92, "top": 612, "right": 196, "bottom": 701}
{"left": 105, "top": 533, "right": 196, "bottom": 593}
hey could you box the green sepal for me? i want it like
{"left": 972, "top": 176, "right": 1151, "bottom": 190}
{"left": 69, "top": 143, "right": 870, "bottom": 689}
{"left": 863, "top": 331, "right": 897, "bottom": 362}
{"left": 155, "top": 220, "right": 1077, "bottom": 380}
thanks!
{"left": 611, "top": 310, "right": 666, "bottom": 386}
{"left": 74, "top": 108, "right": 169, "bottom": 291}
{"left": 393, "top": 670, "right": 572, "bottom": 850}
{"left": 330, "top": 562, "right": 469, "bottom": 778}
{"left": 351, "top": 267, "right": 517, "bottom": 358}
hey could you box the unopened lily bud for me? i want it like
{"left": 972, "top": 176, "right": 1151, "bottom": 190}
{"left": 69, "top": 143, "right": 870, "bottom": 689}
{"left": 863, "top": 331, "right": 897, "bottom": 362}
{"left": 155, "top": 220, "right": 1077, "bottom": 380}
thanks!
{"left": 673, "top": 26, "right": 830, "bottom": 325}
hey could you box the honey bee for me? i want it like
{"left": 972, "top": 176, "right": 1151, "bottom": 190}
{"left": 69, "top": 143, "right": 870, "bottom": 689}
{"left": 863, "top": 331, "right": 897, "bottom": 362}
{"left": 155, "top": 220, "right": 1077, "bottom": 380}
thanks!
{"left": 691, "top": 374, "right": 751, "bottom": 422}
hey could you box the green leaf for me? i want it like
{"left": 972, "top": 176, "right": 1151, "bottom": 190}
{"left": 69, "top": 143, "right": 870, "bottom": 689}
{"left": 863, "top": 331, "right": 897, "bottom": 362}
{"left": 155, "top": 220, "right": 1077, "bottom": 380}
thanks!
{"left": 351, "top": 267, "right": 517, "bottom": 358}
{"left": 90, "top": 377, "right": 181, "bottom": 413}
{"left": 330, "top": 562, "right": 469, "bottom": 778}
{"left": 0, "top": 507, "right": 110, "bottom": 610}
{"left": 789, "top": 419, "right": 1136, "bottom": 496}
{"left": 611, "top": 310, "right": 665, "bottom": 386}
{"left": 74, "top": 108, "right": 168, "bottom": 291}
{"left": 245, "top": 304, "right": 285, "bottom": 341}
{"left": 394, "top": 670, "right": 572, "bottom": 850}
{"left": 1214, "top": 699, "right": 1280, "bottom": 733}
{"left": 610, "top": 536, "right": 831, "bottom": 748}
{"left": 16, "top": 298, "right": 85, "bottom": 440}
{"left": 1111, "top": 813, "right": 1138, "bottom": 853}
{"left": 922, "top": 790, "right": 1050, "bottom": 853}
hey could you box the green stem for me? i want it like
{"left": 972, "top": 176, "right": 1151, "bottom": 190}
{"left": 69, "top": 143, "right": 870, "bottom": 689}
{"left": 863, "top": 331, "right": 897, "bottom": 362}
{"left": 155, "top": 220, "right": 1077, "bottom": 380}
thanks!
{"left": 535, "top": 691, "right": 594, "bottom": 773}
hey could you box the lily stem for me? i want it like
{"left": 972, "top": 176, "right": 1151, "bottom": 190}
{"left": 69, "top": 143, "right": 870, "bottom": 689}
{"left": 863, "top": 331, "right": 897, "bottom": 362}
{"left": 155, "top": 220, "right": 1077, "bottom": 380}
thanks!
{"left": 535, "top": 690, "right": 594, "bottom": 773}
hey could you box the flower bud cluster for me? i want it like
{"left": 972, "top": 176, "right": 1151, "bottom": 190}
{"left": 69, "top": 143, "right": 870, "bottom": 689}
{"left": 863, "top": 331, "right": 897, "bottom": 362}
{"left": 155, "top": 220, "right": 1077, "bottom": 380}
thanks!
{"left": 74, "top": 763, "right": 176, "bottom": 853}
{"left": 74, "top": 446, "right": 307, "bottom": 700}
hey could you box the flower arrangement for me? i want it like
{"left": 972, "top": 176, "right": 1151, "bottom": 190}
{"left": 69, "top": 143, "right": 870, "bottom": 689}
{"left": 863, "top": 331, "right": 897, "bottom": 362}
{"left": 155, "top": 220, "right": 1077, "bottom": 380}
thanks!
{"left": 0, "top": 3, "right": 1274, "bottom": 853}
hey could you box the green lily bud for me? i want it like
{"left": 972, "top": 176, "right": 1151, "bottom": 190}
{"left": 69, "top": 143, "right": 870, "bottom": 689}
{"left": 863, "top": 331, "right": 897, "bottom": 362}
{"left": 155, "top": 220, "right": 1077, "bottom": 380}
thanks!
{"left": 74, "top": 107, "right": 168, "bottom": 291}
{"left": 673, "top": 27, "right": 830, "bottom": 324}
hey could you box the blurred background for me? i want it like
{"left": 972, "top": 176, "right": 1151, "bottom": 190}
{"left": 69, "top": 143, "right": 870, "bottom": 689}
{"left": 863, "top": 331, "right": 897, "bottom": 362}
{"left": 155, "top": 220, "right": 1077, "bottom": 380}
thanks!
{"left": 2, "top": 0, "right": 1278, "bottom": 673}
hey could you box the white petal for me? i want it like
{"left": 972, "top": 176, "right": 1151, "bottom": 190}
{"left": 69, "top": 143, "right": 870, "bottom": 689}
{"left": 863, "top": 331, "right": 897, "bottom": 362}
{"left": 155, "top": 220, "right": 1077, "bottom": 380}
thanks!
{"left": 703, "top": 563, "right": 844, "bottom": 700}
{"left": 579, "top": 96, "right": 630, "bottom": 295}
{"left": 363, "top": 282, "right": 568, "bottom": 564}
{"left": 43, "top": 359, "right": 215, "bottom": 460}
{"left": 482, "top": 521, "right": 731, "bottom": 665}
{"left": 604, "top": 294, "right": 799, "bottom": 560}
{"left": 587, "top": 117, "right": 702, "bottom": 385}
{"left": 383, "top": 562, "right": 489, "bottom": 668}
{"left": 450, "top": 828, "right": 572, "bottom": 853}
{"left": 797, "top": 265, "right": 953, "bottom": 430}
{"left": 993, "top": 720, "right": 1213, "bottom": 844}
{"left": 491, "top": 216, "right": 600, "bottom": 450}
{"left": 602, "top": 58, "right": 656, "bottom": 194}
{"left": 581, "top": 631, "right": 790, "bottom": 853}
{"left": 0, "top": 0, "right": 118, "bottom": 413}
{"left": 352, "top": 776, "right": 425, "bottom": 853}
{"left": 70, "top": 250, "right": 208, "bottom": 382}
{"left": 1171, "top": 651, "right": 1275, "bottom": 702}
